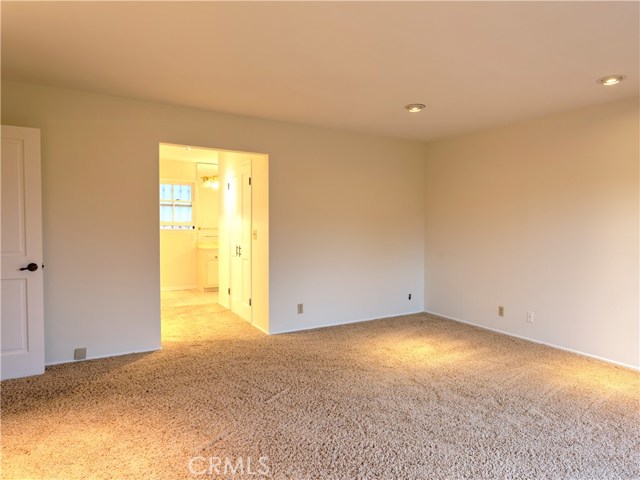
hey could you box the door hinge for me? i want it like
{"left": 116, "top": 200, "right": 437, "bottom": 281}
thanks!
{"left": 248, "top": 177, "right": 252, "bottom": 186}
{"left": 227, "top": 183, "right": 230, "bottom": 190}
{"left": 249, "top": 298, "right": 252, "bottom": 306}
{"left": 228, "top": 288, "right": 231, "bottom": 295}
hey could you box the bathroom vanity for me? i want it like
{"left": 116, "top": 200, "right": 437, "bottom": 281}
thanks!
{"left": 197, "top": 229, "right": 219, "bottom": 291}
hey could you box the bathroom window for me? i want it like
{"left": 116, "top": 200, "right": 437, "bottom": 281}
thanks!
{"left": 160, "top": 182, "right": 195, "bottom": 230}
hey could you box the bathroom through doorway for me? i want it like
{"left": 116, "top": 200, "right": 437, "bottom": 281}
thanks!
{"left": 158, "top": 143, "right": 269, "bottom": 338}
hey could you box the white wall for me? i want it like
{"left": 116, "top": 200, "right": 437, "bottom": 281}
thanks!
{"left": 251, "top": 153, "right": 270, "bottom": 334}
{"left": 424, "top": 98, "right": 639, "bottom": 368}
{"left": 195, "top": 163, "right": 220, "bottom": 230}
{"left": 3, "top": 80, "right": 633, "bottom": 368}
{"left": 269, "top": 138, "right": 426, "bottom": 333}
{"left": 1, "top": 81, "right": 426, "bottom": 364}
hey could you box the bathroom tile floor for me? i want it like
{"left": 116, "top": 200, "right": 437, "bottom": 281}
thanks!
{"left": 161, "top": 289, "right": 219, "bottom": 308}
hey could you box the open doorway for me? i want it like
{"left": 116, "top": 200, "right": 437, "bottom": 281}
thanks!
{"left": 159, "top": 143, "right": 269, "bottom": 338}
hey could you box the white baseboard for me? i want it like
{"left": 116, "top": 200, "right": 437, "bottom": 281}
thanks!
{"left": 269, "top": 310, "right": 424, "bottom": 335}
{"left": 44, "top": 311, "right": 636, "bottom": 372}
{"left": 45, "top": 347, "right": 161, "bottom": 367}
{"left": 161, "top": 285, "right": 198, "bottom": 291}
{"left": 424, "top": 309, "right": 639, "bottom": 372}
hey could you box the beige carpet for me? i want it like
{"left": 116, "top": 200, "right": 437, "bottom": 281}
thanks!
{"left": 1, "top": 303, "right": 639, "bottom": 479}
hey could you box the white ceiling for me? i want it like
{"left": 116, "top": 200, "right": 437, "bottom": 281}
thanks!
{"left": 2, "top": 2, "right": 638, "bottom": 142}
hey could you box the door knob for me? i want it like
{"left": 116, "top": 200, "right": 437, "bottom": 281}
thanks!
{"left": 19, "top": 263, "right": 39, "bottom": 272}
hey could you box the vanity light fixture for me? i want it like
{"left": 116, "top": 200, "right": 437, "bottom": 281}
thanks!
{"left": 201, "top": 176, "right": 219, "bottom": 190}
{"left": 598, "top": 75, "right": 624, "bottom": 86}
{"left": 404, "top": 103, "right": 426, "bottom": 113}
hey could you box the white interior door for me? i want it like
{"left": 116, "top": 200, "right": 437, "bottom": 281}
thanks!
{"left": 229, "top": 163, "right": 252, "bottom": 322}
{"left": 1, "top": 125, "right": 44, "bottom": 380}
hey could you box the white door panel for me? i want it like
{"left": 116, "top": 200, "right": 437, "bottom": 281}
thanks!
{"left": 1, "top": 139, "right": 26, "bottom": 254}
{"left": 240, "top": 166, "right": 252, "bottom": 317}
{"left": 1, "top": 125, "right": 44, "bottom": 380}
{"left": 229, "top": 163, "right": 252, "bottom": 322}
{"left": 229, "top": 172, "right": 241, "bottom": 311}
{"left": 1, "top": 279, "right": 28, "bottom": 352}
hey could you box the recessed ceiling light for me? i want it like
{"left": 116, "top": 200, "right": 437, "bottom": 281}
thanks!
{"left": 598, "top": 75, "right": 624, "bottom": 86}
{"left": 405, "top": 103, "right": 426, "bottom": 113}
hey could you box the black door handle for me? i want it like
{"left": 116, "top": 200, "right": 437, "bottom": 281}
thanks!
{"left": 19, "top": 263, "right": 39, "bottom": 272}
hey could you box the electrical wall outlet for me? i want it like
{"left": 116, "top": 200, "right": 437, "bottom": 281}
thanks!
{"left": 74, "top": 347, "right": 86, "bottom": 360}
{"left": 527, "top": 311, "right": 535, "bottom": 324}
{"left": 498, "top": 305, "right": 505, "bottom": 317}
{"left": 297, "top": 303, "right": 303, "bottom": 315}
